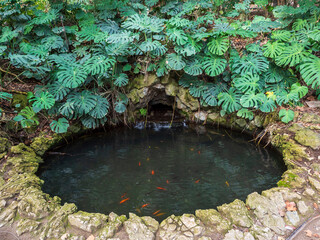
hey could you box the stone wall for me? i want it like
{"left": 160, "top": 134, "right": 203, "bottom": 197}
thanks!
{"left": 0, "top": 97, "right": 320, "bottom": 239}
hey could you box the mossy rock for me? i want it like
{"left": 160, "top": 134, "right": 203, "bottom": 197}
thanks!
{"left": 12, "top": 94, "right": 28, "bottom": 110}
{"left": 30, "top": 134, "right": 63, "bottom": 156}
{"left": 217, "top": 199, "right": 253, "bottom": 228}
{"left": 277, "top": 169, "right": 306, "bottom": 188}
{"left": 294, "top": 128, "right": 320, "bottom": 149}
{"left": 129, "top": 74, "right": 159, "bottom": 89}
{"left": 195, "top": 209, "right": 231, "bottom": 234}
{"left": 0, "top": 137, "right": 10, "bottom": 153}
{"left": 271, "top": 134, "right": 308, "bottom": 165}
{"left": 300, "top": 113, "right": 320, "bottom": 124}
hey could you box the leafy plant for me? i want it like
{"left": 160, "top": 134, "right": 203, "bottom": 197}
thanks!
{"left": 279, "top": 109, "right": 294, "bottom": 123}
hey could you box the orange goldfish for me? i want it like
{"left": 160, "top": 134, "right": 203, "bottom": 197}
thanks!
{"left": 147, "top": 157, "right": 150, "bottom": 161}
{"left": 151, "top": 170, "right": 155, "bottom": 175}
{"left": 190, "top": 148, "right": 194, "bottom": 151}
{"left": 225, "top": 181, "right": 230, "bottom": 187}
{"left": 155, "top": 212, "right": 166, "bottom": 217}
{"left": 157, "top": 187, "right": 167, "bottom": 191}
{"left": 139, "top": 161, "right": 141, "bottom": 166}
{"left": 195, "top": 179, "right": 200, "bottom": 183}
{"left": 119, "top": 197, "right": 130, "bottom": 204}
{"left": 166, "top": 180, "right": 170, "bottom": 184}
{"left": 153, "top": 210, "right": 161, "bottom": 215}
{"left": 198, "top": 151, "right": 201, "bottom": 154}
{"left": 141, "top": 203, "right": 149, "bottom": 209}
{"left": 121, "top": 193, "right": 127, "bottom": 198}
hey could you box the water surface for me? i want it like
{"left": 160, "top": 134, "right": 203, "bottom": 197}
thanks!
{"left": 38, "top": 123, "right": 285, "bottom": 220}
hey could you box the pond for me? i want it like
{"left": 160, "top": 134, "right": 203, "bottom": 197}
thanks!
{"left": 38, "top": 123, "right": 285, "bottom": 221}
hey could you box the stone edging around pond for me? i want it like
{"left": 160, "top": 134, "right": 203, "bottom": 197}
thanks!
{"left": 1, "top": 111, "right": 320, "bottom": 240}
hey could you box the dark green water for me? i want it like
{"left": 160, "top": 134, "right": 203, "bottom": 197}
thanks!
{"left": 38, "top": 123, "right": 285, "bottom": 220}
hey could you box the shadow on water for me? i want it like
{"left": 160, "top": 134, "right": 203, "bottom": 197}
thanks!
{"left": 37, "top": 122, "right": 286, "bottom": 221}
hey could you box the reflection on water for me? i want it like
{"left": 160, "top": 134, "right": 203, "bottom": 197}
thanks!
{"left": 38, "top": 123, "right": 285, "bottom": 221}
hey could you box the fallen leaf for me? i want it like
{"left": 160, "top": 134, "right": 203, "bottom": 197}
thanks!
{"left": 314, "top": 233, "right": 320, "bottom": 238}
{"left": 314, "top": 202, "right": 319, "bottom": 209}
{"left": 285, "top": 201, "right": 297, "bottom": 211}
{"left": 87, "top": 235, "right": 95, "bottom": 240}
{"left": 277, "top": 237, "right": 285, "bottom": 240}
{"left": 305, "top": 229, "right": 313, "bottom": 237}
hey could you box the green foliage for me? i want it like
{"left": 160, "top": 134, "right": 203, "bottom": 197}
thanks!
{"left": 279, "top": 109, "right": 294, "bottom": 123}
{"left": 50, "top": 118, "right": 69, "bottom": 133}
{"left": 2, "top": 0, "right": 320, "bottom": 132}
{"left": 13, "top": 107, "right": 39, "bottom": 128}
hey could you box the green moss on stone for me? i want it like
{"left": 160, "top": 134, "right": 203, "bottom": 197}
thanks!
{"left": 12, "top": 94, "right": 28, "bottom": 110}
{"left": 277, "top": 169, "right": 305, "bottom": 188}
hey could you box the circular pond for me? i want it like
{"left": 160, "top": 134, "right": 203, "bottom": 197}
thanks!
{"left": 38, "top": 123, "right": 285, "bottom": 220}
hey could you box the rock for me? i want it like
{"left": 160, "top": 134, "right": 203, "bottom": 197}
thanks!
{"left": 246, "top": 192, "right": 286, "bottom": 235}
{"left": 297, "top": 201, "right": 309, "bottom": 215}
{"left": 176, "top": 88, "right": 199, "bottom": 111}
{"left": 249, "top": 225, "right": 276, "bottom": 240}
{"left": 96, "top": 213, "right": 126, "bottom": 239}
{"left": 199, "top": 237, "right": 212, "bottom": 240}
{"left": 195, "top": 209, "right": 231, "bottom": 233}
{"left": 18, "top": 187, "right": 58, "bottom": 219}
{"left": 39, "top": 203, "right": 77, "bottom": 240}
{"left": 303, "top": 188, "right": 315, "bottom": 197}
{"left": 294, "top": 128, "right": 320, "bottom": 149}
{"left": 68, "top": 211, "right": 108, "bottom": 233}
{"left": 159, "top": 214, "right": 204, "bottom": 240}
{"left": 30, "top": 135, "right": 62, "bottom": 156}
{"left": 309, "top": 176, "right": 320, "bottom": 191}
{"left": 165, "top": 81, "right": 179, "bottom": 97}
{"left": 12, "top": 93, "right": 28, "bottom": 110}
{"left": 286, "top": 211, "right": 300, "bottom": 226}
{"left": 235, "top": 118, "right": 247, "bottom": 128}
{"left": 141, "top": 216, "right": 159, "bottom": 233}
{"left": 277, "top": 169, "right": 306, "bottom": 188}
{"left": 0, "top": 201, "right": 18, "bottom": 227}
{"left": 194, "top": 111, "right": 208, "bottom": 121}
{"left": 301, "top": 113, "right": 320, "bottom": 124}
{"left": 218, "top": 199, "right": 253, "bottom": 228}
{"left": 129, "top": 74, "right": 159, "bottom": 89}
{"left": 124, "top": 213, "right": 157, "bottom": 240}
{"left": 0, "top": 137, "right": 10, "bottom": 153}
{"left": 253, "top": 115, "right": 264, "bottom": 128}
{"left": 223, "top": 229, "right": 254, "bottom": 240}
{"left": 306, "top": 101, "right": 320, "bottom": 108}
{"left": 16, "top": 218, "right": 41, "bottom": 236}
{"left": 271, "top": 134, "right": 308, "bottom": 163}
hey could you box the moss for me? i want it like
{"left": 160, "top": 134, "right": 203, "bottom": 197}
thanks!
{"left": 294, "top": 128, "right": 320, "bottom": 149}
{"left": 277, "top": 169, "right": 305, "bottom": 188}
{"left": 300, "top": 113, "right": 320, "bottom": 124}
{"left": 12, "top": 94, "right": 28, "bottom": 110}
{"left": 30, "top": 134, "right": 63, "bottom": 156}
{"left": 129, "top": 74, "right": 159, "bottom": 89}
{"left": 271, "top": 134, "right": 308, "bottom": 165}
{"left": 262, "top": 112, "right": 278, "bottom": 127}
{"left": 0, "top": 137, "right": 10, "bottom": 153}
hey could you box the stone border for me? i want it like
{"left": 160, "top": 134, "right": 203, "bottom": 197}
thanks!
{"left": 1, "top": 110, "right": 320, "bottom": 240}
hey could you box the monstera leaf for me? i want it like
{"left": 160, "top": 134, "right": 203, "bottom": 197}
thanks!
{"left": 300, "top": 56, "right": 320, "bottom": 88}
{"left": 84, "top": 56, "right": 115, "bottom": 75}
{"left": 50, "top": 118, "right": 69, "bottom": 133}
{"left": 279, "top": 109, "right": 294, "bottom": 123}
{"left": 68, "top": 91, "right": 97, "bottom": 115}
{"left": 114, "top": 73, "right": 129, "bottom": 87}
{"left": 240, "top": 92, "right": 264, "bottom": 108}
{"left": 202, "top": 56, "right": 227, "bottom": 77}
{"left": 207, "top": 36, "right": 229, "bottom": 55}
{"left": 237, "top": 108, "right": 254, "bottom": 120}
{"left": 263, "top": 41, "right": 285, "bottom": 59}
{"left": 271, "top": 30, "right": 291, "bottom": 42}
{"left": 184, "top": 57, "right": 203, "bottom": 76}
{"left": 88, "top": 96, "right": 109, "bottom": 119}
{"left": 275, "top": 44, "right": 309, "bottom": 67}
{"left": 48, "top": 82, "right": 71, "bottom": 101}
{"left": 166, "top": 53, "right": 186, "bottom": 70}
{"left": 232, "top": 53, "right": 269, "bottom": 75}
{"left": 31, "top": 91, "right": 55, "bottom": 110}
{"left": 57, "top": 66, "right": 88, "bottom": 88}
{"left": 166, "top": 28, "right": 189, "bottom": 46}
{"left": 233, "top": 73, "right": 260, "bottom": 93}
{"left": 218, "top": 88, "right": 242, "bottom": 113}
{"left": 259, "top": 96, "right": 277, "bottom": 113}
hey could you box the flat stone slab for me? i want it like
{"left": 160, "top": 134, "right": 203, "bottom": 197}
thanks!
{"left": 306, "top": 101, "right": 320, "bottom": 108}
{"left": 288, "top": 215, "right": 320, "bottom": 240}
